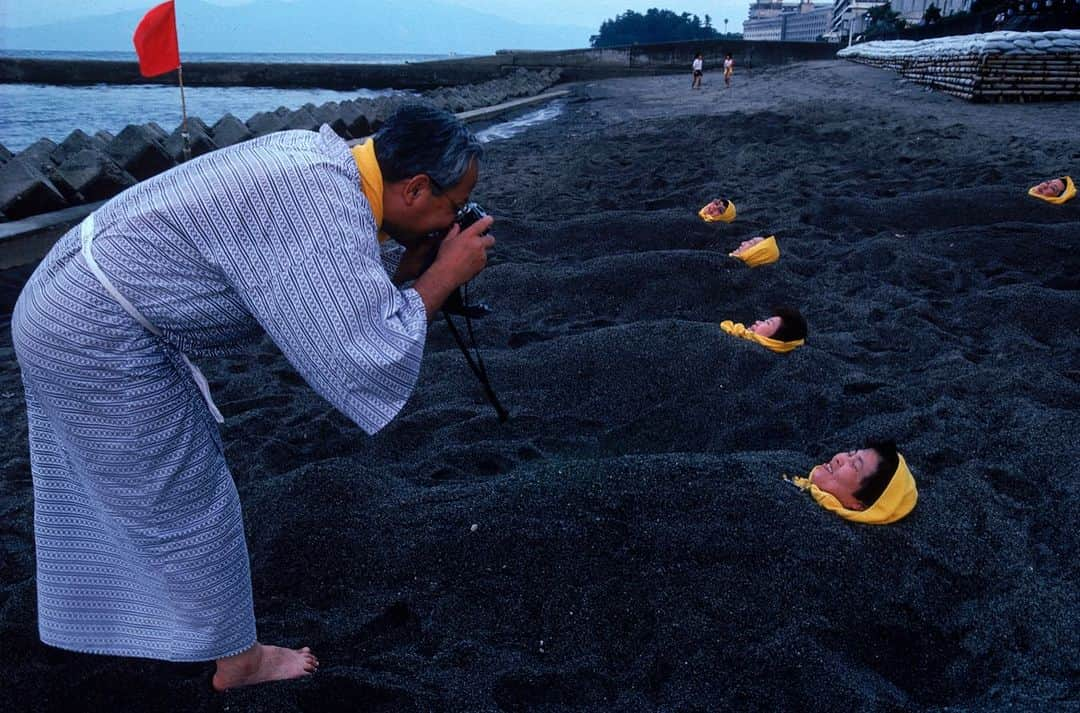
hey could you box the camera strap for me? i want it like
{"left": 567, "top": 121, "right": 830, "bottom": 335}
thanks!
{"left": 442, "top": 285, "right": 509, "bottom": 422}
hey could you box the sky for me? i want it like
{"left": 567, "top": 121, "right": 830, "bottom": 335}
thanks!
{"left": 0, "top": 0, "right": 751, "bottom": 32}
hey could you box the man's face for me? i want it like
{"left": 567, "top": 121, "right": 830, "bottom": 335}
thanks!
{"left": 810, "top": 448, "right": 881, "bottom": 510}
{"left": 1034, "top": 178, "right": 1065, "bottom": 197}
{"left": 388, "top": 160, "right": 479, "bottom": 246}
{"left": 748, "top": 316, "right": 781, "bottom": 338}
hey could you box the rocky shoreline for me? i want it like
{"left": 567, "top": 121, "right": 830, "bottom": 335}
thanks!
{"left": 0, "top": 68, "right": 562, "bottom": 222}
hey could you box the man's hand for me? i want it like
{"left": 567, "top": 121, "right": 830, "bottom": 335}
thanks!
{"left": 413, "top": 215, "right": 495, "bottom": 320}
{"left": 393, "top": 236, "right": 442, "bottom": 285}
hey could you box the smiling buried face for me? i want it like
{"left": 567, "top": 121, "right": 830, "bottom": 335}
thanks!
{"left": 810, "top": 449, "right": 882, "bottom": 510}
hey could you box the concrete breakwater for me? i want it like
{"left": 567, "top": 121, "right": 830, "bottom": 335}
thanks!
{"left": 0, "top": 68, "right": 561, "bottom": 223}
{"left": 0, "top": 55, "right": 509, "bottom": 90}
{"left": 0, "top": 41, "right": 837, "bottom": 89}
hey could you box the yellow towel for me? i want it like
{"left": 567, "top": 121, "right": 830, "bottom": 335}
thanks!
{"left": 730, "top": 235, "right": 779, "bottom": 267}
{"left": 719, "top": 320, "right": 804, "bottom": 353}
{"left": 699, "top": 199, "right": 737, "bottom": 223}
{"left": 351, "top": 138, "right": 391, "bottom": 243}
{"left": 787, "top": 453, "right": 918, "bottom": 525}
{"left": 1027, "top": 175, "right": 1075, "bottom": 205}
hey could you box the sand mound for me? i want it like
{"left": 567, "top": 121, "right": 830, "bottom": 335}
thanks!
{"left": 1, "top": 64, "right": 1077, "bottom": 711}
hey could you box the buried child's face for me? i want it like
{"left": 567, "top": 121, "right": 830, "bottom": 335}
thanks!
{"left": 1034, "top": 178, "right": 1066, "bottom": 197}
{"left": 810, "top": 448, "right": 881, "bottom": 510}
{"left": 748, "top": 316, "right": 782, "bottom": 338}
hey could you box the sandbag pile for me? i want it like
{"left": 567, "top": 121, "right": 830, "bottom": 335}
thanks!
{"left": 838, "top": 29, "right": 1080, "bottom": 102}
{"left": 0, "top": 68, "right": 563, "bottom": 223}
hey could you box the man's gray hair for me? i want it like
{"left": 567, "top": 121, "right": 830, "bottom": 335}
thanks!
{"left": 373, "top": 103, "right": 482, "bottom": 193}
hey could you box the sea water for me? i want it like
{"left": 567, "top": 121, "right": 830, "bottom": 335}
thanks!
{"left": 0, "top": 50, "right": 560, "bottom": 152}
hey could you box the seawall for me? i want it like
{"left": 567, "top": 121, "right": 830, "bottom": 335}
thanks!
{"left": 0, "top": 41, "right": 837, "bottom": 89}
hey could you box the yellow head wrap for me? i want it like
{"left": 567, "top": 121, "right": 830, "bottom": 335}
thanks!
{"left": 350, "top": 138, "right": 391, "bottom": 243}
{"left": 719, "top": 320, "right": 804, "bottom": 354}
{"left": 698, "top": 199, "right": 737, "bottom": 223}
{"left": 730, "top": 235, "right": 779, "bottom": 267}
{"left": 1027, "top": 176, "right": 1075, "bottom": 205}
{"left": 787, "top": 453, "right": 918, "bottom": 525}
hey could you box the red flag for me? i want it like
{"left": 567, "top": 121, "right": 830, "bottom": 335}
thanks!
{"left": 133, "top": 1, "right": 180, "bottom": 77}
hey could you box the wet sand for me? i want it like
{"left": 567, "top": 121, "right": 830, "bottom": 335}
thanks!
{"left": 1, "top": 60, "right": 1078, "bottom": 711}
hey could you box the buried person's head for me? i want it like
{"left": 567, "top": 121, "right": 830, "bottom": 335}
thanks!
{"left": 809, "top": 440, "right": 899, "bottom": 511}
{"left": 788, "top": 440, "right": 917, "bottom": 524}
{"left": 1028, "top": 175, "right": 1075, "bottom": 205}
{"left": 374, "top": 104, "right": 484, "bottom": 244}
{"left": 748, "top": 305, "right": 807, "bottom": 342}
{"left": 699, "top": 197, "right": 737, "bottom": 223}
{"left": 733, "top": 236, "right": 764, "bottom": 254}
{"left": 703, "top": 198, "right": 728, "bottom": 216}
{"left": 1032, "top": 177, "right": 1066, "bottom": 197}
{"left": 729, "top": 235, "right": 779, "bottom": 267}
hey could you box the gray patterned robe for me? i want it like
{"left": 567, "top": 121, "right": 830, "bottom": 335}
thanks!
{"left": 11, "top": 125, "right": 426, "bottom": 660}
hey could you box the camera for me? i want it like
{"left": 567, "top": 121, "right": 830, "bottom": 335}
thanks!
{"left": 442, "top": 201, "right": 492, "bottom": 319}
{"left": 455, "top": 201, "right": 488, "bottom": 233}
{"left": 435, "top": 200, "right": 507, "bottom": 421}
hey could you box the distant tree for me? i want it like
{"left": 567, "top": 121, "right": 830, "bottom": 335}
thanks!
{"left": 589, "top": 8, "right": 722, "bottom": 47}
{"left": 923, "top": 4, "right": 943, "bottom": 22}
{"left": 863, "top": 2, "right": 907, "bottom": 39}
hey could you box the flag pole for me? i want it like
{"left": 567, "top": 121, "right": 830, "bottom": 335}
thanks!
{"left": 174, "top": 0, "right": 190, "bottom": 162}
{"left": 177, "top": 63, "right": 191, "bottom": 161}
{"left": 133, "top": 1, "right": 187, "bottom": 158}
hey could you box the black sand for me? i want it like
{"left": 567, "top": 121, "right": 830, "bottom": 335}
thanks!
{"left": 1, "top": 61, "right": 1078, "bottom": 711}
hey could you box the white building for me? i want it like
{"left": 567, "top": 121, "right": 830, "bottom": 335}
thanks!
{"left": 785, "top": 6, "right": 835, "bottom": 40}
{"left": 743, "top": 14, "right": 785, "bottom": 40}
{"left": 743, "top": 1, "right": 833, "bottom": 41}
{"left": 828, "top": 0, "right": 885, "bottom": 42}
{"left": 827, "top": 0, "right": 973, "bottom": 41}
{"left": 891, "top": 0, "right": 972, "bottom": 25}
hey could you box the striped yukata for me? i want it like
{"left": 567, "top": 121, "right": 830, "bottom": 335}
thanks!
{"left": 11, "top": 125, "right": 427, "bottom": 661}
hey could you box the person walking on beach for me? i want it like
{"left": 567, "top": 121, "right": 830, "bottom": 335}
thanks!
{"left": 11, "top": 104, "right": 493, "bottom": 691}
{"left": 692, "top": 52, "right": 704, "bottom": 89}
{"left": 723, "top": 53, "right": 735, "bottom": 88}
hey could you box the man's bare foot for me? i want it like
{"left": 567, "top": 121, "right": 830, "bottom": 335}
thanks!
{"left": 212, "top": 642, "right": 319, "bottom": 692}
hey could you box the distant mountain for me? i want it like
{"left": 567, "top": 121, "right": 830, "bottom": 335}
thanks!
{"left": 0, "top": 0, "right": 593, "bottom": 55}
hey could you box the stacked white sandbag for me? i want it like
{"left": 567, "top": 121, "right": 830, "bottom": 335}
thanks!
{"left": 838, "top": 30, "right": 1080, "bottom": 101}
